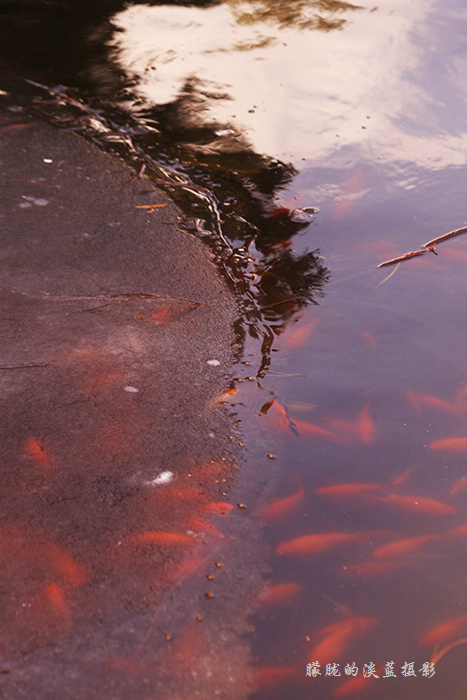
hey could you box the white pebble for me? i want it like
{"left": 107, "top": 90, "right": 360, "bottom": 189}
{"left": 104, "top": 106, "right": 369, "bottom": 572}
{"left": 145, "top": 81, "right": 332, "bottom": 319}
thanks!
{"left": 207, "top": 359, "right": 220, "bottom": 366}
{"left": 124, "top": 385, "right": 139, "bottom": 393}
{"left": 146, "top": 471, "right": 173, "bottom": 486}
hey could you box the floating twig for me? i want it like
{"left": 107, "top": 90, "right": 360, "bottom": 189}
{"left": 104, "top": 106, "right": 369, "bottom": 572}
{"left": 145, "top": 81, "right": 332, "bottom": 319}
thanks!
{"left": 422, "top": 225, "right": 467, "bottom": 249}
{"left": 376, "top": 261, "right": 401, "bottom": 286}
{"left": 134, "top": 204, "right": 167, "bottom": 211}
{"left": 377, "top": 250, "right": 428, "bottom": 268}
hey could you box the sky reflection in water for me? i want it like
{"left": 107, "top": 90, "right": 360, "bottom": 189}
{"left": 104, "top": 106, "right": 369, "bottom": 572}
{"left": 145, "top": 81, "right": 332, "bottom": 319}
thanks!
{"left": 107, "top": 0, "right": 467, "bottom": 170}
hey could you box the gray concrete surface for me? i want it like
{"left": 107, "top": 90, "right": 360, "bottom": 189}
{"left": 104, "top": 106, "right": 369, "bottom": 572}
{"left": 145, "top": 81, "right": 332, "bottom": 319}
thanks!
{"left": 0, "top": 103, "right": 265, "bottom": 699}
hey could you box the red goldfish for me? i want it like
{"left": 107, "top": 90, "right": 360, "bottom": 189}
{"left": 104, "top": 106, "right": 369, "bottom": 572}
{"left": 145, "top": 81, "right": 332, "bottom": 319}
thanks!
{"left": 334, "top": 665, "right": 383, "bottom": 697}
{"left": 309, "top": 616, "right": 377, "bottom": 664}
{"left": 44, "top": 582, "right": 68, "bottom": 622}
{"left": 356, "top": 403, "right": 375, "bottom": 444}
{"left": 373, "top": 494, "right": 457, "bottom": 516}
{"left": 419, "top": 613, "right": 467, "bottom": 647}
{"left": 372, "top": 534, "right": 437, "bottom": 560}
{"left": 250, "top": 665, "right": 298, "bottom": 690}
{"left": 429, "top": 438, "right": 467, "bottom": 452}
{"left": 255, "top": 583, "right": 300, "bottom": 607}
{"left": 23, "top": 437, "right": 55, "bottom": 474}
{"left": 202, "top": 502, "right": 234, "bottom": 516}
{"left": 407, "top": 390, "right": 461, "bottom": 417}
{"left": 276, "top": 530, "right": 381, "bottom": 557}
{"left": 282, "top": 319, "right": 319, "bottom": 348}
{"left": 451, "top": 476, "right": 467, "bottom": 495}
{"left": 340, "top": 560, "right": 405, "bottom": 576}
{"left": 47, "top": 546, "right": 88, "bottom": 588}
{"left": 258, "top": 488, "right": 305, "bottom": 520}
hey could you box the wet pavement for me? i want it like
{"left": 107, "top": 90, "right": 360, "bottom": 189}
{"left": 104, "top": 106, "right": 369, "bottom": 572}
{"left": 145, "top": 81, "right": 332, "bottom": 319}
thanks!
{"left": 0, "top": 99, "right": 265, "bottom": 698}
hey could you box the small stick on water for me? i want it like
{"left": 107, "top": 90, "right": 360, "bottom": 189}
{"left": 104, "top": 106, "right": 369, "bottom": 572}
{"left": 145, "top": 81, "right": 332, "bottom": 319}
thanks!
{"left": 376, "top": 261, "right": 401, "bottom": 286}
{"left": 378, "top": 250, "right": 428, "bottom": 268}
{"left": 422, "top": 225, "right": 467, "bottom": 249}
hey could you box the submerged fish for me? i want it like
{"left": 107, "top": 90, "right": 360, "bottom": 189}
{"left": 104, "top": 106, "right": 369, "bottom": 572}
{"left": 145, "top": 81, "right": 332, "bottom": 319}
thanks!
{"left": 309, "top": 616, "right": 377, "bottom": 664}
{"left": 372, "top": 534, "right": 437, "bottom": 560}
{"left": 419, "top": 613, "right": 467, "bottom": 647}
{"left": 44, "top": 582, "right": 68, "bottom": 621}
{"left": 407, "top": 390, "right": 462, "bottom": 417}
{"left": 373, "top": 494, "right": 457, "bottom": 516}
{"left": 23, "top": 437, "right": 55, "bottom": 474}
{"left": 429, "top": 437, "right": 467, "bottom": 453}
{"left": 258, "top": 488, "right": 305, "bottom": 520}
{"left": 276, "top": 530, "right": 381, "bottom": 557}
{"left": 356, "top": 403, "right": 375, "bottom": 444}
{"left": 255, "top": 583, "right": 301, "bottom": 607}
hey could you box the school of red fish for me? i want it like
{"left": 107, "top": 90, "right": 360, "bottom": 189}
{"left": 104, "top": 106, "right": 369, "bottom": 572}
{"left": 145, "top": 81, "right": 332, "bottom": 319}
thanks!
{"left": 5, "top": 308, "right": 467, "bottom": 698}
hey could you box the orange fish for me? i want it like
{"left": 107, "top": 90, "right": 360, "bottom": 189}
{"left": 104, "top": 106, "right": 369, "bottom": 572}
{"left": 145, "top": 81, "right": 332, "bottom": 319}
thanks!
{"left": 373, "top": 494, "right": 457, "bottom": 516}
{"left": 407, "top": 390, "right": 461, "bottom": 417}
{"left": 258, "top": 488, "right": 305, "bottom": 520}
{"left": 323, "top": 401, "right": 375, "bottom": 445}
{"left": 44, "top": 582, "right": 68, "bottom": 621}
{"left": 23, "top": 437, "right": 55, "bottom": 474}
{"left": 202, "top": 502, "right": 234, "bottom": 516}
{"left": 266, "top": 400, "right": 340, "bottom": 441}
{"left": 322, "top": 417, "right": 360, "bottom": 440}
{"left": 255, "top": 583, "right": 301, "bottom": 607}
{"left": 372, "top": 534, "right": 437, "bottom": 560}
{"left": 360, "top": 331, "right": 377, "bottom": 349}
{"left": 283, "top": 319, "right": 319, "bottom": 348}
{"left": 390, "top": 466, "right": 414, "bottom": 487}
{"left": 356, "top": 403, "right": 375, "bottom": 444}
{"left": 310, "top": 616, "right": 377, "bottom": 664}
{"left": 168, "top": 550, "right": 211, "bottom": 585}
{"left": 186, "top": 517, "right": 224, "bottom": 540}
{"left": 419, "top": 613, "right": 467, "bottom": 647}
{"left": 48, "top": 546, "right": 88, "bottom": 587}
{"left": 340, "top": 560, "right": 405, "bottom": 576}
{"left": 334, "top": 665, "right": 383, "bottom": 697}
{"left": 449, "top": 522, "right": 467, "bottom": 537}
{"left": 250, "top": 665, "right": 298, "bottom": 690}
{"left": 314, "top": 483, "right": 383, "bottom": 499}
{"left": 429, "top": 437, "right": 467, "bottom": 453}
{"left": 211, "top": 387, "right": 238, "bottom": 405}
{"left": 333, "top": 167, "right": 364, "bottom": 221}
{"left": 293, "top": 419, "right": 341, "bottom": 441}
{"left": 451, "top": 476, "right": 467, "bottom": 496}
{"left": 276, "top": 530, "right": 381, "bottom": 557}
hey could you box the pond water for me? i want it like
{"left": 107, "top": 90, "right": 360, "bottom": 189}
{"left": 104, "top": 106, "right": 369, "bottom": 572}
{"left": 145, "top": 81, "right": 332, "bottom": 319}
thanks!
{"left": 2, "top": 0, "right": 467, "bottom": 697}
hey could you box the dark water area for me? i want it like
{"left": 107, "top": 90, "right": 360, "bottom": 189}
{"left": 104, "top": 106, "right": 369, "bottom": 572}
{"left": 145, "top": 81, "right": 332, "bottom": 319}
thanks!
{"left": 2, "top": 0, "right": 467, "bottom": 698}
